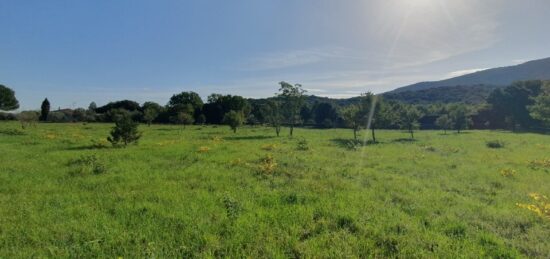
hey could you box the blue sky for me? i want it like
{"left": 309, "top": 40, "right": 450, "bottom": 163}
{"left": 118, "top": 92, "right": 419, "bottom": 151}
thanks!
{"left": 2, "top": 0, "right": 550, "bottom": 110}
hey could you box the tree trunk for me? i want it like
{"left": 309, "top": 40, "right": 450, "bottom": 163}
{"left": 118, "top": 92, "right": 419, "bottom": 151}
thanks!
{"left": 409, "top": 126, "right": 414, "bottom": 139}
{"left": 233, "top": 127, "right": 237, "bottom": 133}
{"left": 444, "top": 129, "right": 446, "bottom": 134}
{"left": 353, "top": 128, "right": 357, "bottom": 140}
{"left": 371, "top": 127, "right": 376, "bottom": 143}
{"left": 290, "top": 125, "right": 294, "bottom": 136}
{"left": 276, "top": 126, "right": 280, "bottom": 137}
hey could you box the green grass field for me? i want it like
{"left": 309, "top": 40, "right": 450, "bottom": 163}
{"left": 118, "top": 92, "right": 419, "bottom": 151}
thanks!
{"left": 1, "top": 121, "right": 549, "bottom": 258}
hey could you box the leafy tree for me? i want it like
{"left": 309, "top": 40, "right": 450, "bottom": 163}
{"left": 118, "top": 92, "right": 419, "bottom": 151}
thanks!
{"left": 168, "top": 91, "right": 203, "bottom": 121}
{"left": 278, "top": 81, "right": 306, "bottom": 136}
{"left": 398, "top": 105, "right": 422, "bottom": 139}
{"left": 40, "top": 98, "right": 50, "bottom": 121}
{"left": 262, "top": 100, "right": 283, "bottom": 136}
{"left": 18, "top": 111, "right": 39, "bottom": 129}
{"left": 88, "top": 102, "right": 97, "bottom": 112}
{"left": 0, "top": 84, "right": 19, "bottom": 111}
{"left": 143, "top": 107, "right": 159, "bottom": 126}
{"left": 86, "top": 102, "right": 97, "bottom": 122}
{"left": 196, "top": 114, "right": 206, "bottom": 125}
{"left": 107, "top": 111, "right": 141, "bottom": 146}
{"left": 529, "top": 81, "right": 550, "bottom": 125}
{"left": 435, "top": 114, "right": 452, "bottom": 134}
{"left": 203, "top": 94, "right": 249, "bottom": 124}
{"left": 223, "top": 110, "right": 244, "bottom": 133}
{"left": 449, "top": 104, "right": 472, "bottom": 133}
{"left": 341, "top": 105, "right": 362, "bottom": 140}
{"left": 96, "top": 100, "right": 141, "bottom": 114}
{"left": 172, "top": 112, "right": 194, "bottom": 129}
{"left": 487, "top": 80, "right": 542, "bottom": 130}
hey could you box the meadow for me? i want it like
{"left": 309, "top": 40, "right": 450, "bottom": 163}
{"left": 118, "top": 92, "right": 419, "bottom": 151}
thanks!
{"left": 0, "top": 121, "right": 549, "bottom": 258}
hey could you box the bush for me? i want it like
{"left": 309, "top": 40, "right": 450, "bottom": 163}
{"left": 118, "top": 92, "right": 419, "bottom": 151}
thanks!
{"left": 486, "top": 140, "right": 505, "bottom": 149}
{"left": 68, "top": 155, "right": 107, "bottom": 176}
{"left": 108, "top": 111, "right": 141, "bottom": 146}
{"left": 297, "top": 138, "right": 309, "bottom": 151}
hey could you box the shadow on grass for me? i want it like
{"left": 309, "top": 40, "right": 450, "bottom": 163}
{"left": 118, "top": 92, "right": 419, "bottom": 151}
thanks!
{"left": 392, "top": 138, "right": 417, "bottom": 143}
{"left": 224, "top": 135, "right": 275, "bottom": 141}
{"left": 65, "top": 145, "right": 111, "bottom": 151}
{"left": 330, "top": 138, "right": 379, "bottom": 150}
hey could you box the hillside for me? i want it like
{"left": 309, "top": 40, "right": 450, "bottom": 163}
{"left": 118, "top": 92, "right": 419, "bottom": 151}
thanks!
{"left": 382, "top": 84, "right": 501, "bottom": 104}
{"left": 391, "top": 57, "right": 550, "bottom": 93}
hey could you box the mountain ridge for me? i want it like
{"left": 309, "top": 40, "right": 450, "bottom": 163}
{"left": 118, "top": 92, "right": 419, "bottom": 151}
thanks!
{"left": 390, "top": 57, "right": 550, "bottom": 93}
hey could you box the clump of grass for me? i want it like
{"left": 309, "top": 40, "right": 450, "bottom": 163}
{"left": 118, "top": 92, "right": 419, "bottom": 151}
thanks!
{"left": 336, "top": 216, "right": 358, "bottom": 233}
{"left": 68, "top": 154, "right": 107, "bottom": 176}
{"left": 486, "top": 140, "right": 505, "bottom": 149}
{"left": 421, "top": 145, "right": 436, "bottom": 152}
{"left": 529, "top": 158, "right": 550, "bottom": 169}
{"left": 297, "top": 138, "right": 309, "bottom": 151}
{"left": 500, "top": 168, "right": 517, "bottom": 177}
{"left": 197, "top": 146, "right": 210, "bottom": 153}
{"left": 222, "top": 194, "right": 241, "bottom": 220}
{"left": 90, "top": 138, "right": 109, "bottom": 149}
{"left": 516, "top": 193, "right": 550, "bottom": 219}
{"left": 261, "top": 143, "right": 277, "bottom": 151}
{"left": 258, "top": 154, "right": 277, "bottom": 175}
{"left": 346, "top": 140, "right": 361, "bottom": 151}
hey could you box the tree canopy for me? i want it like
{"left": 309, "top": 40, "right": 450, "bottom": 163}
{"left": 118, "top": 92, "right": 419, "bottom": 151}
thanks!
{"left": 0, "top": 84, "right": 19, "bottom": 111}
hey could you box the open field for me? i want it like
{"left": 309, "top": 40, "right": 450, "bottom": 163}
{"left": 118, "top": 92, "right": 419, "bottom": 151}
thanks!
{"left": 1, "top": 121, "right": 549, "bottom": 258}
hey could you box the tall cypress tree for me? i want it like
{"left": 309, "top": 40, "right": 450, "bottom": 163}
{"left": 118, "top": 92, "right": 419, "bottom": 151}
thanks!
{"left": 40, "top": 98, "right": 50, "bottom": 121}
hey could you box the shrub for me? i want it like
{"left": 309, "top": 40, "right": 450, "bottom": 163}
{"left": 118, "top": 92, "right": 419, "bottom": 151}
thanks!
{"left": 297, "top": 138, "right": 309, "bottom": 151}
{"left": 486, "top": 140, "right": 505, "bottom": 149}
{"left": 107, "top": 111, "right": 141, "bottom": 146}
{"left": 18, "top": 111, "right": 39, "bottom": 129}
{"left": 258, "top": 154, "right": 277, "bottom": 175}
{"left": 68, "top": 155, "right": 107, "bottom": 176}
{"left": 500, "top": 168, "right": 517, "bottom": 177}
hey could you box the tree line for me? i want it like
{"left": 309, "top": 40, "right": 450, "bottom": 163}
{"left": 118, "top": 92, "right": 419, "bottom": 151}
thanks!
{"left": 1, "top": 80, "right": 549, "bottom": 140}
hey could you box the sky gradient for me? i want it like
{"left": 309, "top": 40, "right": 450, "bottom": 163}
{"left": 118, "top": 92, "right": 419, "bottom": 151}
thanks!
{"left": 2, "top": 0, "right": 550, "bottom": 110}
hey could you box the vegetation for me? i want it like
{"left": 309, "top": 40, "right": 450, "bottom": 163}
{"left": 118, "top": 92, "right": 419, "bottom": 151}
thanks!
{"left": 0, "top": 84, "right": 19, "bottom": 111}
{"left": 107, "top": 111, "right": 141, "bottom": 146}
{"left": 278, "top": 81, "right": 306, "bottom": 136}
{"left": 529, "top": 81, "right": 550, "bottom": 125}
{"left": 40, "top": 98, "right": 50, "bottom": 121}
{"left": 223, "top": 110, "right": 244, "bottom": 133}
{"left": 1, "top": 122, "right": 549, "bottom": 257}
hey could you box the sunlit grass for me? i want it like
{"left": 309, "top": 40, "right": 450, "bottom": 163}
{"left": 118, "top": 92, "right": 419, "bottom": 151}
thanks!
{"left": 0, "top": 121, "right": 549, "bottom": 257}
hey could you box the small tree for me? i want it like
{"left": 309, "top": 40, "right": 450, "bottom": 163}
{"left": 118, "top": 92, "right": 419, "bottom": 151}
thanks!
{"left": 341, "top": 105, "right": 362, "bottom": 140}
{"left": 40, "top": 98, "right": 50, "bottom": 121}
{"left": 398, "top": 105, "right": 421, "bottom": 139}
{"left": 18, "top": 111, "right": 39, "bottom": 129}
{"left": 449, "top": 104, "right": 472, "bottom": 133}
{"left": 278, "top": 81, "right": 306, "bottom": 136}
{"left": 107, "top": 111, "right": 141, "bottom": 146}
{"left": 263, "top": 100, "right": 283, "bottom": 136}
{"left": 0, "top": 84, "right": 19, "bottom": 111}
{"left": 172, "top": 112, "right": 194, "bottom": 129}
{"left": 143, "top": 107, "right": 159, "bottom": 126}
{"left": 223, "top": 110, "right": 244, "bottom": 133}
{"left": 435, "top": 114, "right": 452, "bottom": 134}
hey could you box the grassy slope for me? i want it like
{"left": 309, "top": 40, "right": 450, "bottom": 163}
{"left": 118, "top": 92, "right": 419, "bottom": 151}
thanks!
{"left": 0, "top": 122, "right": 549, "bottom": 258}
